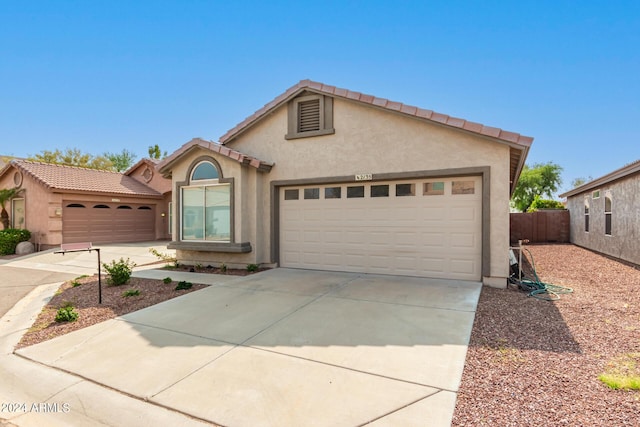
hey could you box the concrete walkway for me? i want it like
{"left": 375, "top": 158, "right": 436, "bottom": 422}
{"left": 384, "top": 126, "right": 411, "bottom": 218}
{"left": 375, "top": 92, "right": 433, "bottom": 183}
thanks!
{"left": 1, "top": 243, "right": 481, "bottom": 426}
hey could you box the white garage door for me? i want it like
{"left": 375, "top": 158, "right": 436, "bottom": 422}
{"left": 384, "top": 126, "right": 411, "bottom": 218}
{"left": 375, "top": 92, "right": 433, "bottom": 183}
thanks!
{"left": 280, "top": 176, "right": 482, "bottom": 281}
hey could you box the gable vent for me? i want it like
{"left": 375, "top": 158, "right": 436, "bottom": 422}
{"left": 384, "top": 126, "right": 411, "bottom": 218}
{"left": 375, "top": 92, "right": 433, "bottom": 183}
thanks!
{"left": 297, "top": 99, "right": 321, "bottom": 132}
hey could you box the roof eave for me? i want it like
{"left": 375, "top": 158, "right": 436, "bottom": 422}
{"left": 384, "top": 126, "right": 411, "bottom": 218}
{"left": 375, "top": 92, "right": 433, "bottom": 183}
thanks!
{"left": 560, "top": 160, "right": 640, "bottom": 198}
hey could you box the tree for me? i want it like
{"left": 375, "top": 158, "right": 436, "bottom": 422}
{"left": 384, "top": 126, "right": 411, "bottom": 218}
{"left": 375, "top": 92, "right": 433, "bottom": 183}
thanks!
{"left": 571, "top": 176, "right": 593, "bottom": 188}
{"left": 0, "top": 187, "right": 23, "bottom": 229}
{"left": 28, "top": 148, "right": 113, "bottom": 170}
{"left": 511, "top": 162, "right": 563, "bottom": 212}
{"left": 104, "top": 149, "right": 138, "bottom": 172}
{"left": 148, "top": 144, "right": 167, "bottom": 160}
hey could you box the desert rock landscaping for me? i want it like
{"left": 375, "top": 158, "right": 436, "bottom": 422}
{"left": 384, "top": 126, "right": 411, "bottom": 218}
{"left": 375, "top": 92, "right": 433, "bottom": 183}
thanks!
{"left": 453, "top": 244, "right": 640, "bottom": 426}
{"left": 16, "top": 276, "right": 206, "bottom": 349}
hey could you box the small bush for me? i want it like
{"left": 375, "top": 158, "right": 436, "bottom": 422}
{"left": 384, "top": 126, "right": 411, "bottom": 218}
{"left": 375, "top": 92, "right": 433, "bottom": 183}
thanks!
{"left": 246, "top": 263, "right": 259, "bottom": 272}
{"left": 175, "top": 281, "right": 193, "bottom": 290}
{"left": 163, "top": 277, "right": 173, "bottom": 284}
{"left": 0, "top": 228, "right": 31, "bottom": 255}
{"left": 55, "top": 305, "right": 79, "bottom": 323}
{"left": 102, "top": 257, "right": 136, "bottom": 286}
{"left": 149, "top": 248, "right": 177, "bottom": 265}
{"left": 219, "top": 263, "right": 227, "bottom": 273}
{"left": 71, "top": 275, "right": 89, "bottom": 287}
{"left": 122, "top": 289, "right": 141, "bottom": 297}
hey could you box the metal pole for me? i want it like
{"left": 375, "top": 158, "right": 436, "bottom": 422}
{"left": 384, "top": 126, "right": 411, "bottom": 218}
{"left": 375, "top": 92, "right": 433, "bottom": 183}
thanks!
{"left": 97, "top": 249, "right": 102, "bottom": 304}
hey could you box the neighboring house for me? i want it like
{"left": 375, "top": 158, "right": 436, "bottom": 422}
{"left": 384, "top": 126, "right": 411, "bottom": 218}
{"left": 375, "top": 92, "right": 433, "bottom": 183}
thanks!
{"left": 560, "top": 160, "right": 640, "bottom": 266}
{"left": 0, "top": 158, "right": 172, "bottom": 249}
{"left": 159, "top": 80, "right": 533, "bottom": 286}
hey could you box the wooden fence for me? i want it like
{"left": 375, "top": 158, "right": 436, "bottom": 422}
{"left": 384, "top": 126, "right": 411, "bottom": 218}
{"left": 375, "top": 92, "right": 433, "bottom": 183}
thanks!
{"left": 510, "top": 210, "right": 570, "bottom": 243}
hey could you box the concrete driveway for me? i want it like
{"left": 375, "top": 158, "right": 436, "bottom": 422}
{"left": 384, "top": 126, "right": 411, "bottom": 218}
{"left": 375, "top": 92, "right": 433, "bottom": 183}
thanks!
{"left": 16, "top": 268, "right": 481, "bottom": 427}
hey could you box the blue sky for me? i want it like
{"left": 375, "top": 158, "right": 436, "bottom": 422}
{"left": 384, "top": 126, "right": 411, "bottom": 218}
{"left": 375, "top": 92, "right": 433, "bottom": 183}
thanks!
{"left": 1, "top": 1, "right": 639, "bottom": 195}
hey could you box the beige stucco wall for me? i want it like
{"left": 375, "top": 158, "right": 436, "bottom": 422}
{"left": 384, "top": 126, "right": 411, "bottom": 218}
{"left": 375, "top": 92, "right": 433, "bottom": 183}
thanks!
{"left": 228, "top": 97, "right": 512, "bottom": 283}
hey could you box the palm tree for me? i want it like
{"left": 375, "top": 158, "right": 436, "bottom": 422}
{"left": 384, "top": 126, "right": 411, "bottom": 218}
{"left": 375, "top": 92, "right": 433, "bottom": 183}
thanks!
{"left": 0, "top": 188, "right": 23, "bottom": 230}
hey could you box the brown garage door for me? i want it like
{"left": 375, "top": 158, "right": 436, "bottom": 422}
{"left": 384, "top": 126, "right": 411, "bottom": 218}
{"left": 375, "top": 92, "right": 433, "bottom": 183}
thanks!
{"left": 63, "top": 202, "right": 156, "bottom": 244}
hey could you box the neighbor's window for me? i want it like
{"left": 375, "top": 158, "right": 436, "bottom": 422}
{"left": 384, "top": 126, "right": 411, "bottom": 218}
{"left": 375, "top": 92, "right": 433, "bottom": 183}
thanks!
{"left": 424, "top": 182, "right": 445, "bottom": 196}
{"left": 452, "top": 181, "right": 475, "bottom": 195}
{"left": 593, "top": 190, "right": 600, "bottom": 199}
{"left": 11, "top": 198, "right": 25, "bottom": 229}
{"left": 605, "top": 192, "right": 612, "bottom": 236}
{"left": 584, "top": 198, "right": 590, "bottom": 232}
{"left": 181, "top": 160, "right": 230, "bottom": 242}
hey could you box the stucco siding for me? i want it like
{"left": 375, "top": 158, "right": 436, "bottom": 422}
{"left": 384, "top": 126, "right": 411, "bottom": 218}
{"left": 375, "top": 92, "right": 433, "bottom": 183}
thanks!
{"left": 229, "top": 98, "right": 513, "bottom": 282}
{"left": 567, "top": 173, "right": 640, "bottom": 265}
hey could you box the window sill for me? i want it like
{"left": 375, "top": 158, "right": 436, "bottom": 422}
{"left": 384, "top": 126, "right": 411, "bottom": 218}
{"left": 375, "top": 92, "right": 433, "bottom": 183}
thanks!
{"left": 285, "top": 128, "right": 335, "bottom": 140}
{"left": 168, "top": 241, "right": 252, "bottom": 253}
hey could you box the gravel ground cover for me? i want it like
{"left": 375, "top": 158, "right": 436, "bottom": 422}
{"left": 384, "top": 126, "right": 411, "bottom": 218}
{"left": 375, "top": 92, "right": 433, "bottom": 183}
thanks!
{"left": 15, "top": 276, "right": 207, "bottom": 349}
{"left": 453, "top": 244, "right": 640, "bottom": 426}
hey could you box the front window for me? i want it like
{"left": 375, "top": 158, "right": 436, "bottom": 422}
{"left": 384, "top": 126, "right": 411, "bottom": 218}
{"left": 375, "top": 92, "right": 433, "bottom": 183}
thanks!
{"left": 181, "top": 161, "right": 230, "bottom": 242}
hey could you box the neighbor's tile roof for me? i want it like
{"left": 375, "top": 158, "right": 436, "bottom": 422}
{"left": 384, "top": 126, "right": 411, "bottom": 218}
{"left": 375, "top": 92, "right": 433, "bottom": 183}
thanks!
{"left": 219, "top": 79, "right": 534, "bottom": 148}
{"left": 560, "top": 159, "right": 640, "bottom": 198}
{"left": 158, "top": 138, "right": 274, "bottom": 176}
{"left": 10, "top": 160, "right": 162, "bottom": 196}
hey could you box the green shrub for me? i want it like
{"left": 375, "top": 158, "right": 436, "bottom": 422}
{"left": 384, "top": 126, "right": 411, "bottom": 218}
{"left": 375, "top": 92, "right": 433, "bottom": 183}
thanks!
{"left": 219, "top": 263, "right": 227, "bottom": 273}
{"left": 71, "top": 275, "right": 89, "bottom": 287}
{"left": 0, "top": 228, "right": 31, "bottom": 255}
{"left": 175, "top": 281, "right": 193, "bottom": 290}
{"left": 122, "top": 289, "right": 141, "bottom": 297}
{"left": 55, "top": 305, "right": 79, "bottom": 323}
{"left": 246, "top": 263, "right": 259, "bottom": 272}
{"left": 102, "top": 257, "right": 136, "bottom": 286}
{"left": 163, "top": 277, "right": 173, "bottom": 284}
{"left": 527, "top": 195, "right": 565, "bottom": 212}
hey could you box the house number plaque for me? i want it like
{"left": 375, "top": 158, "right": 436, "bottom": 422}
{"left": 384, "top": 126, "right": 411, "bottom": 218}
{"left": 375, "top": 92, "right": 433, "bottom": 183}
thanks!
{"left": 355, "top": 174, "right": 373, "bottom": 181}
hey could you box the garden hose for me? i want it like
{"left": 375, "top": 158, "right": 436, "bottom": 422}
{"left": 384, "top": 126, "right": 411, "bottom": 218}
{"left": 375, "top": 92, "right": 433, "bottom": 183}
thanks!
{"left": 509, "top": 248, "right": 573, "bottom": 301}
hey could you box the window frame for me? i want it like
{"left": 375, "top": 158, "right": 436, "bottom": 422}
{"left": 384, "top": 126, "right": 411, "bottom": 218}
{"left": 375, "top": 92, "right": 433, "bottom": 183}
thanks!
{"left": 604, "top": 191, "right": 612, "bottom": 236}
{"left": 11, "top": 197, "right": 25, "bottom": 229}
{"left": 176, "top": 157, "right": 236, "bottom": 245}
{"left": 584, "top": 197, "right": 590, "bottom": 233}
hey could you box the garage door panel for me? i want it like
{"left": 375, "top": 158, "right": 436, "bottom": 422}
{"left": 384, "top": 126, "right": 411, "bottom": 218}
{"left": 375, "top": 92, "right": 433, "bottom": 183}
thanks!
{"left": 63, "top": 202, "right": 156, "bottom": 244}
{"left": 450, "top": 233, "right": 476, "bottom": 248}
{"left": 280, "top": 176, "right": 481, "bottom": 281}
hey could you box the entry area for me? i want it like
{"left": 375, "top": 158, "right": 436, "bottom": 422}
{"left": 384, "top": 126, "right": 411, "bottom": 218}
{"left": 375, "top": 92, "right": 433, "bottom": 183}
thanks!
{"left": 62, "top": 201, "right": 156, "bottom": 244}
{"left": 280, "top": 176, "right": 482, "bottom": 281}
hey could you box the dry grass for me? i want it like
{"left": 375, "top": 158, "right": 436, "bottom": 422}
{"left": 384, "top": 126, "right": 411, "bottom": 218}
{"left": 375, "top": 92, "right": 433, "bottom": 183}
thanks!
{"left": 453, "top": 244, "right": 640, "bottom": 426}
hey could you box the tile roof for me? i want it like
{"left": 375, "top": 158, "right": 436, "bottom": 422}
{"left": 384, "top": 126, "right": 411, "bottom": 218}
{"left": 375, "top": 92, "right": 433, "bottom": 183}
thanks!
{"left": 219, "top": 79, "right": 534, "bottom": 148}
{"left": 124, "top": 157, "right": 161, "bottom": 176}
{"left": 8, "top": 160, "right": 162, "bottom": 197}
{"left": 217, "top": 79, "right": 532, "bottom": 194}
{"left": 158, "top": 138, "right": 274, "bottom": 176}
{"left": 560, "top": 159, "right": 640, "bottom": 198}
